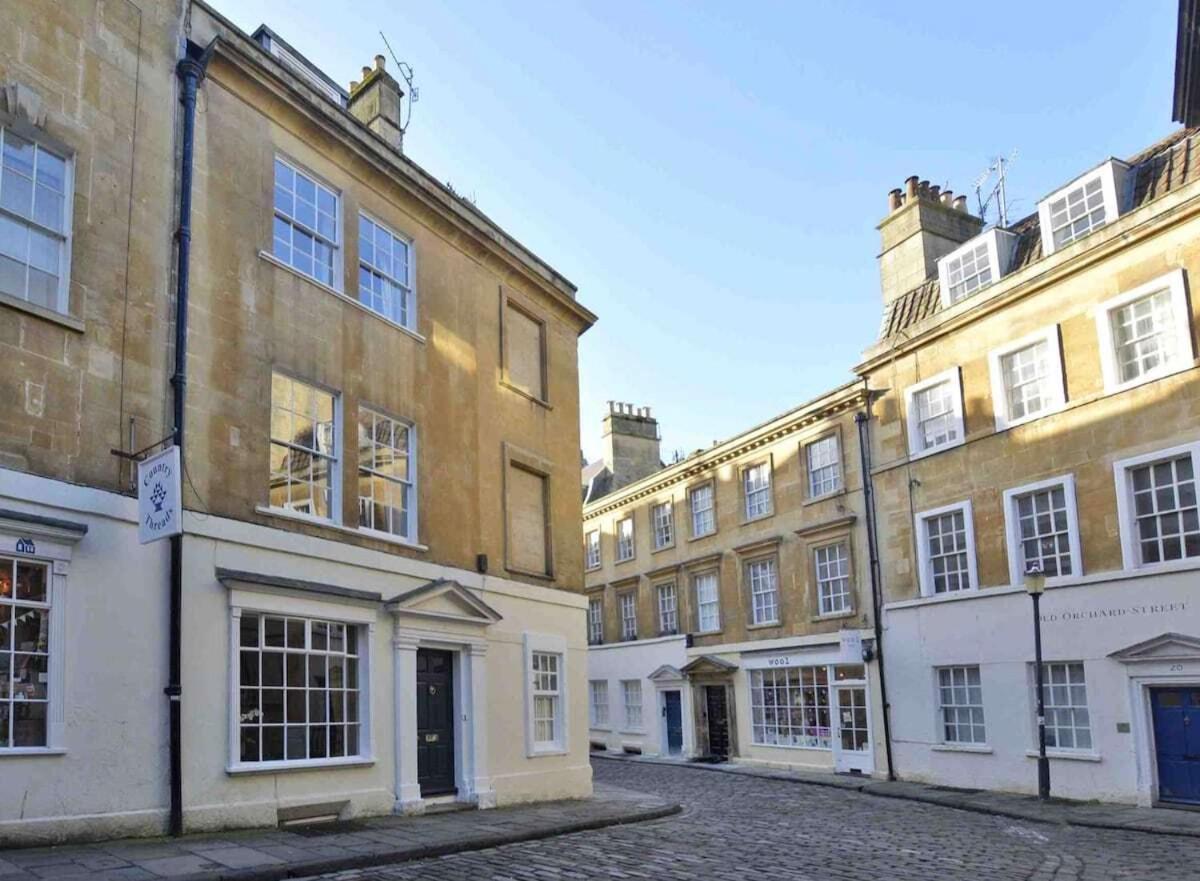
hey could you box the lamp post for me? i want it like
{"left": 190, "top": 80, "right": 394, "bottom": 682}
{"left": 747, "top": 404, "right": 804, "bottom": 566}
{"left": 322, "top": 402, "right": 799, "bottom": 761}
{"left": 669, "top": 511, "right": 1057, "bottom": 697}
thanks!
{"left": 1025, "top": 564, "right": 1050, "bottom": 801}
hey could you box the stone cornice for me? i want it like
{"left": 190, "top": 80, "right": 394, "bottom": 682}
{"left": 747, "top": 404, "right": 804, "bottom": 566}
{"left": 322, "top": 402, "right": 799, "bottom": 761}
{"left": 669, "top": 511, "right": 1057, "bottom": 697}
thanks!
{"left": 583, "top": 383, "right": 867, "bottom": 520}
{"left": 193, "top": 16, "right": 596, "bottom": 331}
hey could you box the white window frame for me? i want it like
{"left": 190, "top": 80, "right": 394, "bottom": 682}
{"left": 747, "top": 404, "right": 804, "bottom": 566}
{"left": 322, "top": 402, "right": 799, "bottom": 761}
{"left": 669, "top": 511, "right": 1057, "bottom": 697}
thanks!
{"left": 584, "top": 529, "right": 601, "bottom": 571}
{"left": 589, "top": 679, "right": 610, "bottom": 729}
{"left": 268, "top": 372, "right": 342, "bottom": 525}
{"left": 270, "top": 155, "right": 342, "bottom": 290}
{"left": 936, "top": 227, "right": 1019, "bottom": 308}
{"left": 1094, "top": 269, "right": 1194, "bottom": 395}
{"left": 587, "top": 596, "right": 604, "bottom": 645}
{"left": 936, "top": 665, "right": 987, "bottom": 746}
{"left": 0, "top": 125, "right": 74, "bottom": 316}
{"left": 742, "top": 461, "right": 773, "bottom": 521}
{"left": 356, "top": 407, "right": 417, "bottom": 544}
{"left": 523, "top": 632, "right": 568, "bottom": 757}
{"left": 904, "top": 367, "right": 966, "bottom": 460}
{"left": 621, "top": 679, "right": 644, "bottom": 732}
{"left": 689, "top": 482, "right": 716, "bottom": 538}
{"left": 746, "top": 557, "right": 780, "bottom": 625}
{"left": 226, "top": 590, "right": 375, "bottom": 774}
{"left": 805, "top": 434, "right": 842, "bottom": 500}
{"left": 656, "top": 582, "right": 678, "bottom": 635}
{"left": 616, "top": 516, "right": 635, "bottom": 562}
{"left": 915, "top": 500, "right": 979, "bottom": 597}
{"left": 1002, "top": 474, "right": 1082, "bottom": 587}
{"left": 0, "top": 520, "right": 81, "bottom": 756}
{"left": 1037, "top": 160, "right": 1130, "bottom": 256}
{"left": 619, "top": 591, "right": 638, "bottom": 641}
{"left": 1029, "top": 661, "right": 1094, "bottom": 754}
{"left": 1113, "top": 440, "right": 1200, "bottom": 571}
{"left": 987, "top": 325, "right": 1067, "bottom": 432}
{"left": 357, "top": 212, "right": 416, "bottom": 331}
{"left": 813, "top": 542, "right": 852, "bottom": 616}
{"left": 651, "top": 500, "right": 674, "bottom": 550}
{"left": 693, "top": 570, "right": 721, "bottom": 633}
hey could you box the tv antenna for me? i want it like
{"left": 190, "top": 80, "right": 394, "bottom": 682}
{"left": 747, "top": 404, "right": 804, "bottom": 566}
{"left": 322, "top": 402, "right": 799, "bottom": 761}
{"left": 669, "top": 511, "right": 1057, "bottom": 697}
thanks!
{"left": 380, "top": 31, "right": 419, "bottom": 136}
{"left": 974, "top": 149, "right": 1018, "bottom": 228}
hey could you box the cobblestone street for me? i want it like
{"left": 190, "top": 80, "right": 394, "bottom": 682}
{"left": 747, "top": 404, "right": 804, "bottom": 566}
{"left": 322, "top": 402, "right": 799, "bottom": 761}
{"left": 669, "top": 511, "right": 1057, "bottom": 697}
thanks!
{"left": 317, "top": 759, "right": 1200, "bottom": 881}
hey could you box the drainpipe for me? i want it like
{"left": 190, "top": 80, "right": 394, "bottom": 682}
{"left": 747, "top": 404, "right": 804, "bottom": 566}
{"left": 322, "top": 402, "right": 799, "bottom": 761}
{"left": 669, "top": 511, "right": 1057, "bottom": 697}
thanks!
{"left": 856, "top": 405, "right": 896, "bottom": 782}
{"left": 167, "top": 38, "right": 214, "bottom": 839}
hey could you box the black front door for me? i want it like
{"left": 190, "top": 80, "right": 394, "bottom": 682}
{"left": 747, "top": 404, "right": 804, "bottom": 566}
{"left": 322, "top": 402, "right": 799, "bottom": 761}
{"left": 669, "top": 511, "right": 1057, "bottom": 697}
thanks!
{"left": 705, "top": 685, "right": 729, "bottom": 761}
{"left": 664, "top": 690, "right": 683, "bottom": 755}
{"left": 416, "top": 649, "right": 455, "bottom": 795}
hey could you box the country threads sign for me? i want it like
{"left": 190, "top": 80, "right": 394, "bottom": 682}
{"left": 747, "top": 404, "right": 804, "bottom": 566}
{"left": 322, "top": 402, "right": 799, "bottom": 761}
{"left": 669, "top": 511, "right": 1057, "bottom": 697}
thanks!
{"left": 138, "top": 445, "right": 182, "bottom": 544}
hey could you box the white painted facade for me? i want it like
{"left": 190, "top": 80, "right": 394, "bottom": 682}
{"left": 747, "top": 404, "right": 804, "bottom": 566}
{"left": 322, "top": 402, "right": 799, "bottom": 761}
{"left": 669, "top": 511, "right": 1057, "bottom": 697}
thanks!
{"left": 883, "top": 566, "right": 1200, "bottom": 805}
{"left": 586, "top": 635, "right": 692, "bottom": 758}
{"left": 0, "top": 467, "right": 592, "bottom": 846}
{"left": 684, "top": 630, "right": 886, "bottom": 776}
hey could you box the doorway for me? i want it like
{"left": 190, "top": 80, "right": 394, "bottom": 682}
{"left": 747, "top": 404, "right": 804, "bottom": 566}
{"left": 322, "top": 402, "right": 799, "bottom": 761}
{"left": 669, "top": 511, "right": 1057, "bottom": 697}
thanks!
{"left": 416, "top": 649, "right": 456, "bottom": 796}
{"left": 704, "top": 685, "right": 730, "bottom": 761}
{"left": 1152, "top": 687, "right": 1200, "bottom": 805}
{"left": 833, "top": 684, "right": 872, "bottom": 774}
{"left": 663, "top": 690, "right": 683, "bottom": 756}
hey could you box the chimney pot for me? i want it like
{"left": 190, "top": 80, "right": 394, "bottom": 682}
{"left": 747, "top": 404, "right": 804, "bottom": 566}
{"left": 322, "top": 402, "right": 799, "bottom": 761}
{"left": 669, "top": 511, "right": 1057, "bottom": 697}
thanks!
{"left": 918, "top": 180, "right": 930, "bottom": 198}
{"left": 887, "top": 189, "right": 903, "bottom": 211}
{"left": 940, "top": 190, "right": 954, "bottom": 206}
{"left": 930, "top": 185, "right": 941, "bottom": 200}
{"left": 350, "top": 80, "right": 359, "bottom": 91}
{"left": 374, "top": 54, "right": 386, "bottom": 71}
{"left": 361, "top": 66, "right": 371, "bottom": 79}
{"left": 953, "top": 195, "right": 968, "bottom": 212}
{"left": 905, "top": 176, "right": 919, "bottom": 199}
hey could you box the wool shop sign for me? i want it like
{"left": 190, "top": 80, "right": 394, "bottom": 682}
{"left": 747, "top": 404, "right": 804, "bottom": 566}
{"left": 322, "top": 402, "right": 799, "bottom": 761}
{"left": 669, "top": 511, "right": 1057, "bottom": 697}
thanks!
{"left": 138, "top": 445, "right": 182, "bottom": 544}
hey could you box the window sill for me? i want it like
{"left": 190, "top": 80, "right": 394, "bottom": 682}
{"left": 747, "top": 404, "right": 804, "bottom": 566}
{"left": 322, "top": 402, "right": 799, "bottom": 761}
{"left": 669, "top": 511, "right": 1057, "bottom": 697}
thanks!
{"left": 693, "top": 628, "right": 724, "bottom": 638}
{"left": 258, "top": 250, "right": 426, "bottom": 344}
{"left": 747, "top": 620, "right": 782, "bottom": 631}
{"left": 1101, "top": 360, "right": 1193, "bottom": 398}
{"left": 802, "top": 488, "right": 845, "bottom": 508}
{"left": 741, "top": 510, "right": 776, "bottom": 526}
{"left": 749, "top": 741, "right": 832, "bottom": 752}
{"left": 812, "top": 609, "right": 857, "bottom": 623}
{"left": 590, "top": 725, "right": 612, "bottom": 732}
{"left": 255, "top": 506, "right": 430, "bottom": 551}
{"left": 908, "top": 437, "right": 966, "bottom": 463}
{"left": 615, "top": 556, "right": 636, "bottom": 566}
{"left": 1025, "top": 749, "right": 1102, "bottom": 763}
{"left": 993, "top": 403, "right": 1067, "bottom": 434}
{"left": 618, "top": 728, "right": 645, "bottom": 736}
{"left": 227, "top": 755, "right": 376, "bottom": 775}
{"left": 931, "top": 743, "right": 993, "bottom": 755}
{"left": 499, "top": 380, "right": 551, "bottom": 410}
{"left": 529, "top": 746, "right": 568, "bottom": 758}
{"left": 0, "top": 747, "right": 67, "bottom": 758}
{"left": 0, "top": 291, "right": 83, "bottom": 332}
{"left": 687, "top": 531, "right": 718, "bottom": 543}
{"left": 651, "top": 542, "right": 676, "bottom": 555}
{"left": 585, "top": 565, "right": 602, "bottom": 574}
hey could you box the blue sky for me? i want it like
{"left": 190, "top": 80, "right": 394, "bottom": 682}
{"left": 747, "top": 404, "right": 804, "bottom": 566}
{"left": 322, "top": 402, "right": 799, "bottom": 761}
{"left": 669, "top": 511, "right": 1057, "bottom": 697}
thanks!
{"left": 219, "top": 0, "right": 1179, "bottom": 462}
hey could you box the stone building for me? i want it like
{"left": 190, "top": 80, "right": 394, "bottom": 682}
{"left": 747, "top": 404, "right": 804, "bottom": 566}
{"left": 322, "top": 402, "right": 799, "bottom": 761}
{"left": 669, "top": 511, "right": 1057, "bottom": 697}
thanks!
{"left": 0, "top": 0, "right": 595, "bottom": 845}
{"left": 859, "top": 128, "right": 1200, "bottom": 805}
{"left": 581, "top": 390, "right": 889, "bottom": 777}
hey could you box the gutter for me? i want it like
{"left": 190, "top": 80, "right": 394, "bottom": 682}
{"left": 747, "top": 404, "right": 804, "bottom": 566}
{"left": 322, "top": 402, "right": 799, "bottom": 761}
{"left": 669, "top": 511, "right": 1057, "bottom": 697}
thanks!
{"left": 855, "top": 403, "right": 896, "bottom": 782}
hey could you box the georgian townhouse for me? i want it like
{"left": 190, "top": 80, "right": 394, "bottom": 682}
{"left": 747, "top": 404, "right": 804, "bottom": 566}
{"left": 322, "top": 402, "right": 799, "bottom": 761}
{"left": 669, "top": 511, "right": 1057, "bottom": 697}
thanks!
{"left": 0, "top": 0, "right": 595, "bottom": 845}
{"left": 859, "top": 127, "right": 1200, "bottom": 806}
{"left": 582, "top": 390, "right": 889, "bottom": 778}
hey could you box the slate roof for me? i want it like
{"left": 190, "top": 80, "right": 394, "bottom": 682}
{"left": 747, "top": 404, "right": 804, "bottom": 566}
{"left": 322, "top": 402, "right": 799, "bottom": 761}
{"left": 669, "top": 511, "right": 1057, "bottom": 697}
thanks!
{"left": 878, "top": 127, "right": 1200, "bottom": 340}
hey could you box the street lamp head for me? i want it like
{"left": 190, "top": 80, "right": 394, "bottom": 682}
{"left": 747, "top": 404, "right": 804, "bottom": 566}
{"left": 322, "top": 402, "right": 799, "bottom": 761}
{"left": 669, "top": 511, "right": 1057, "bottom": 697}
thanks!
{"left": 1024, "top": 564, "right": 1046, "bottom": 595}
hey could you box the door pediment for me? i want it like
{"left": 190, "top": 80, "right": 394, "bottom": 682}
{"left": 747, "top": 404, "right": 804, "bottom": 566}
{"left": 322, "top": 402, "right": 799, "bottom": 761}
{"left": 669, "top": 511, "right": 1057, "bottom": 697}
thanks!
{"left": 648, "top": 664, "right": 684, "bottom": 683}
{"left": 386, "top": 579, "right": 502, "bottom": 627}
{"left": 681, "top": 654, "right": 738, "bottom": 678}
{"left": 1109, "top": 632, "right": 1200, "bottom": 663}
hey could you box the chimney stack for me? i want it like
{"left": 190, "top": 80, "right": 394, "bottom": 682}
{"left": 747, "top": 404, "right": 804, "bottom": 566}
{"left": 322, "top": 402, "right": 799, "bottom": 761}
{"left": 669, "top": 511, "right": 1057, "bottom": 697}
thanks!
{"left": 877, "top": 173, "right": 983, "bottom": 304}
{"left": 601, "top": 402, "right": 662, "bottom": 492}
{"left": 348, "top": 53, "right": 405, "bottom": 152}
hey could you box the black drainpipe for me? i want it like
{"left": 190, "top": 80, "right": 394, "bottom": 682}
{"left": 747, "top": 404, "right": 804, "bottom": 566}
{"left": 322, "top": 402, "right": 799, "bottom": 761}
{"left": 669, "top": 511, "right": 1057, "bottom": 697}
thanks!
{"left": 856, "top": 405, "right": 896, "bottom": 782}
{"left": 167, "top": 38, "right": 213, "bottom": 839}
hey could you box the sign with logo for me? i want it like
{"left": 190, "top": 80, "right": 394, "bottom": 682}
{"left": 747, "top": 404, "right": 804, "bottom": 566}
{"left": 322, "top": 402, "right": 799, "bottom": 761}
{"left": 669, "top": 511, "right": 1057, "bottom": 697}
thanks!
{"left": 14, "top": 538, "right": 35, "bottom": 555}
{"left": 839, "top": 629, "right": 863, "bottom": 662}
{"left": 138, "top": 445, "right": 182, "bottom": 544}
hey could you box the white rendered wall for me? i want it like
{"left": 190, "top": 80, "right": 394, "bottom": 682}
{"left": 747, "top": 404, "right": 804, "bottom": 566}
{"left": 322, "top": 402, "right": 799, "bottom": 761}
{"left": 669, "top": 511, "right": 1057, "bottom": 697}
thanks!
{"left": 586, "top": 636, "right": 689, "bottom": 756}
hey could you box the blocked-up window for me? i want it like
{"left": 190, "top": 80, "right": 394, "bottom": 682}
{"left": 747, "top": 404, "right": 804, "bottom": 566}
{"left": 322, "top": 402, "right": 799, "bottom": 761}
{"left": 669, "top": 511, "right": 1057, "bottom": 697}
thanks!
{"left": 504, "top": 299, "right": 546, "bottom": 401}
{"left": 508, "top": 462, "right": 549, "bottom": 575}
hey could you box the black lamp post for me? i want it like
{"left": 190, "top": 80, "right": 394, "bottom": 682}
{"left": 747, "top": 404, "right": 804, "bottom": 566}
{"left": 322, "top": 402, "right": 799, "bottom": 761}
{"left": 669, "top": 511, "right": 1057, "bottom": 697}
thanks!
{"left": 1025, "top": 564, "right": 1050, "bottom": 801}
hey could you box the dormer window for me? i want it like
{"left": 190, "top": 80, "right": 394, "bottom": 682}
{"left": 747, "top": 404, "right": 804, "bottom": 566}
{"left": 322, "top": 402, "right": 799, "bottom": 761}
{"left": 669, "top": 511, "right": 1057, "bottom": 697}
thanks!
{"left": 1037, "top": 160, "right": 1131, "bottom": 256}
{"left": 937, "top": 228, "right": 1019, "bottom": 306}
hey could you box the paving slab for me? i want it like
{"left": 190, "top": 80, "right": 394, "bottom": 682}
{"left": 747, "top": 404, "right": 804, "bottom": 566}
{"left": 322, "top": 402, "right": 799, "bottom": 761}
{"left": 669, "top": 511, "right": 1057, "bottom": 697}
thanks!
{"left": 0, "top": 783, "right": 678, "bottom": 881}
